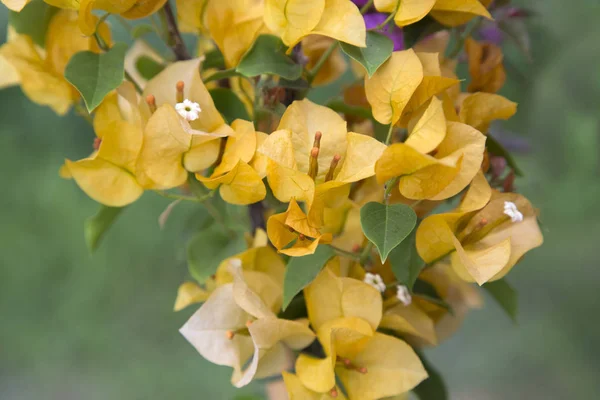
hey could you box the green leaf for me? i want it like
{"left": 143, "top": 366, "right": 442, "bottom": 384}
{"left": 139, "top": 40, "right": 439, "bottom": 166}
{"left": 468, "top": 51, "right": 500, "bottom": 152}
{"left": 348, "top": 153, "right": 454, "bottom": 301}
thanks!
{"left": 340, "top": 31, "right": 393, "bottom": 77}
{"left": 84, "top": 205, "right": 124, "bottom": 253}
{"left": 282, "top": 245, "right": 335, "bottom": 310}
{"left": 9, "top": 1, "right": 58, "bottom": 47}
{"left": 204, "top": 49, "right": 226, "bottom": 70}
{"left": 414, "top": 351, "right": 448, "bottom": 400}
{"left": 326, "top": 98, "right": 373, "bottom": 120}
{"left": 483, "top": 279, "right": 518, "bottom": 323}
{"left": 135, "top": 55, "right": 165, "bottom": 81}
{"left": 236, "top": 34, "right": 303, "bottom": 80}
{"left": 486, "top": 134, "right": 524, "bottom": 176}
{"left": 388, "top": 230, "right": 425, "bottom": 291}
{"left": 64, "top": 42, "right": 128, "bottom": 112}
{"left": 131, "top": 24, "right": 155, "bottom": 39}
{"left": 413, "top": 280, "right": 453, "bottom": 315}
{"left": 209, "top": 88, "right": 250, "bottom": 124}
{"left": 360, "top": 202, "right": 417, "bottom": 263}
{"left": 203, "top": 68, "right": 242, "bottom": 84}
{"left": 187, "top": 228, "right": 246, "bottom": 284}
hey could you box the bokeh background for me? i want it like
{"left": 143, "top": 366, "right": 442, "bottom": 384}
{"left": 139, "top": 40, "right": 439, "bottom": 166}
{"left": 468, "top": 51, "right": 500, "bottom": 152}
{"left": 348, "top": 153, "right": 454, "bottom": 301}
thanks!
{"left": 1, "top": 0, "right": 599, "bottom": 398}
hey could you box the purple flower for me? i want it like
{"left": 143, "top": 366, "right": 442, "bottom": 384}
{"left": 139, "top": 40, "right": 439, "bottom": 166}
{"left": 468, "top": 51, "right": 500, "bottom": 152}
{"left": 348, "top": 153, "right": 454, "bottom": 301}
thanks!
{"left": 363, "top": 13, "right": 404, "bottom": 51}
{"left": 352, "top": 0, "right": 371, "bottom": 6}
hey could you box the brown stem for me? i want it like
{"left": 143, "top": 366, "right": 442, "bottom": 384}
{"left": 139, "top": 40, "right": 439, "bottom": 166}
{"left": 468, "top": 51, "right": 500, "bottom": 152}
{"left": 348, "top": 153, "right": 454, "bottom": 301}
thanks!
{"left": 248, "top": 201, "right": 266, "bottom": 234}
{"left": 162, "top": 1, "right": 190, "bottom": 61}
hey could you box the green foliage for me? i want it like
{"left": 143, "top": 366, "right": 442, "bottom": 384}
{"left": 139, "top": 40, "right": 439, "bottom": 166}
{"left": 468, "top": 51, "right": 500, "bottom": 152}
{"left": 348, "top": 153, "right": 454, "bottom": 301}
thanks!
{"left": 9, "top": 0, "right": 56, "bottom": 47}
{"left": 135, "top": 55, "right": 165, "bottom": 80}
{"left": 360, "top": 202, "right": 417, "bottom": 263}
{"left": 340, "top": 31, "right": 393, "bottom": 77}
{"left": 236, "top": 34, "right": 303, "bottom": 80}
{"left": 282, "top": 245, "right": 335, "bottom": 310}
{"left": 187, "top": 228, "right": 246, "bottom": 284}
{"left": 204, "top": 68, "right": 242, "bottom": 84}
{"left": 84, "top": 205, "right": 124, "bottom": 253}
{"left": 64, "top": 42, "right": 128, "bottom": 112}
{"left": 388, "top": 230, "right": 424, "bottom": 291}
{"left": 209, "top": 88, "right": 250, "bottom": 124}
{"left": 483, "top": 279, "right": 518, "bottom": 323}
{"left": 204, "top": 48, "right": 226, "bottom": 70}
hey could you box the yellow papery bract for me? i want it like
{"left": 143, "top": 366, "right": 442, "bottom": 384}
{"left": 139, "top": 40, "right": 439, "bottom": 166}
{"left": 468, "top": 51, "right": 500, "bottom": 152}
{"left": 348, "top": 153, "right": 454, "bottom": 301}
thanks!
{"left": 459, "top": 92, "right": 518, "bottom": 133}
{"left": 136, "top": 104, "right": 192, "bottom": 189}
{"left": 173, "top": 281, "right": 211, "bottom": 311}
{"left": 405, "top": 97, "right": 446, "bottom": 154}
{"left": 176, "top": 0, "right": 207, "bottom": 32}
{"left": 0, "top": 52, "right": 19, "bottom": 89}
{"left": 425, "top": 121, "right": 486, "bottom": 200}
{"left": 296, "top": 354, "right": 336, "bottom": 393}
{"left": 451, "top": 236, "right": 512, "bottom": 285}
{"left": 335, "top": 132, "right": 387, "bottom": 183}
{"left": 380, "top": 303, "right": 438, "bottom": 345}
{"left": 205, "top": 0, "right": 267, "bottom": 67}
{"left": 466, "top": 37, "right": 506, "bottom": 94}
{"left": 305, "top": 267, "right": 382, "bottom": 332}
{"left": 336, "top": 333, "right": 427, "bottom": 400}
{"left": 317, "top": 316, "right": 374, "bottom": 359}
{"left": 282, "top": 371, "right": 347, "bottom": 400}
{"left": 365, "top": 49, "right": 424, "bottom": 125}
{"left": 180, "top": 284, "right": 255, "bottom": 377}
{"left": 141, "top": 58, "right": 230, "bottom": 135}
{"left": 278, "top": 99, "right": 348, "bottom": 180}
{"left": 214, "top": 119, "right": 258, "bottom": 175}
{"left": 215, "top": 246, "right": 285, "bottom": 288}
{"left": 0, "top": 10, "right": 109, "bottom": 115}
{"left": 0, "top": 34, "right": 73, "bottom": 115}
{"left": 2, "top": 0, "right": 31, "bottom": 11}
{"left": 416, "top": 171, "right": 491, "bottom": 262}
{"left": 198, "top": 161, "right": 266, "bottom": 205}
{"left": 120, "top": 0, "right": 168, "bottom": 19}
{"left": 235, "top": 317, "right": 315, "bottom": 387}
{"left": 311, "top": 0, "right": 366, "bottom": 47}
{"left": 124, "top": 40, "right": 164, "bottom": 90}
{"left": 64, "top": 89, "right": 143, "bottom": 206}
{"left": 265, "top": 0, "right": 325, "bottom": 47}
{"left": 65, "top": 158, "right": 143, "bottom": 207}
{"left": 302, "top": 35, "right": 347, "bottom": 86}
{"left": 375, "top": 0, "right": 436, "bottom": 27}
{"left": 430, "top": 0, "right": 492, "bottom": 27}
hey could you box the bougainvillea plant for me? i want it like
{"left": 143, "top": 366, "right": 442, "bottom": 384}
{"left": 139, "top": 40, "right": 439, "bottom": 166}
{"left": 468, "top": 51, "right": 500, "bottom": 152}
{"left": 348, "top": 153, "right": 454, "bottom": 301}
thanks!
{"left": 0, "top": 0, "right": 543, "bottom": 398}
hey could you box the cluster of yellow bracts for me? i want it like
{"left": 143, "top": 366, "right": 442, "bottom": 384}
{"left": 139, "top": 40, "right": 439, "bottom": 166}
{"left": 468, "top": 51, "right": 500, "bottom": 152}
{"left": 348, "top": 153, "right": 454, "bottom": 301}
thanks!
{"left": 0, "top": 0, "right": 543, "bottom": 399}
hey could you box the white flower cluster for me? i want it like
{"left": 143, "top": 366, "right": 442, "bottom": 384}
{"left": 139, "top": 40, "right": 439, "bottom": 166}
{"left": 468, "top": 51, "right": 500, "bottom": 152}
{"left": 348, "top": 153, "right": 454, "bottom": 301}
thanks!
{"left": 503, "top": 201, "right": 523, "bottom": 223}
{"left": 363, "top": 272, "right": 386, "bottom": 292}
{"left": 396, "top": 285, "right": 412, "bottom": 306}
{"left": 176, "top": 99, "right": 202, "bottom": 121}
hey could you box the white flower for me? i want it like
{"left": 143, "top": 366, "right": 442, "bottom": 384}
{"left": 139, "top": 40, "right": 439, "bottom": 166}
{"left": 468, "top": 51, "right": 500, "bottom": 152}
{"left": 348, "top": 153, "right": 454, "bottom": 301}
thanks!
{"left": 175, "top": 99, "right": 202, "bottom": 121}
{"left": 396, "top": 285, "right": 412, "bottom": 306}
{"left": 503, "top": 201, "right": 523, "bottom": 223}
{"left": 363, "top": 272, "right": 386, "bottom": 293}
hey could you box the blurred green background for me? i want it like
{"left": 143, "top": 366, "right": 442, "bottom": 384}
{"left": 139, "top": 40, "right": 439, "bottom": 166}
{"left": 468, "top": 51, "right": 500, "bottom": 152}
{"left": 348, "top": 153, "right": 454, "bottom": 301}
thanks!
{"left": 1, "top": 0, "right": 599, "bottom": 398}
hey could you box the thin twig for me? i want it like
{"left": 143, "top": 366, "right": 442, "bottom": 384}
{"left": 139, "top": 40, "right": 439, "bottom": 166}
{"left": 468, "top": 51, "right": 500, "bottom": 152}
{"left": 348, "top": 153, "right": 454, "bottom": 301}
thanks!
{"left": 360, "top": 0, "right": 374, "bottom": 14}
{"left": 330, "top": 245, "right": 361, "bottom": 262}
{"left": 154, "top": 190, "right": 214, "bottom": 203}
{"left": 161, "top": 1, "right": 191, "bottom": 60}
{"left": 446, "top": 17, "right": 483, "bottom": 59}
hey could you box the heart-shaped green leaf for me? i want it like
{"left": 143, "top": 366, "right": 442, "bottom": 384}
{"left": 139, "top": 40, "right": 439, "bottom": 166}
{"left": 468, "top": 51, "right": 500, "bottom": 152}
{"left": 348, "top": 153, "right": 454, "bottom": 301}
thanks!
{"left": 483, "top": 279, "right": 518, "bottom": 323}
{"left": 236, "top": 34, "right": 303, "bottom": 80}
{"left": 414, "top": 351, "right": 448, "bottom": 400}
{"left": 340, "top": 31, "right": 393, "bottom": 77}
{"left": 282, "top": 245, "right": 335, "bottom": 311}
{"left": 360, "top": 202, "right": 417, "bottom": 263}
{"left": 388, "top": 230, "right": 425, "bottom": 291}
{"left": 65, "top": 42, "right": 128, "bottom": 112}
{"left": 187, "top": 228, "right": 246, "bottom": 284}
{"left": 135, "top": 55, "right": 165, "bottom": 81}
{"left": 209, "top": 88, "right": 250, "bottom": 124}
{"left": 84, "top": 205, "right": 124, "bottom": 253}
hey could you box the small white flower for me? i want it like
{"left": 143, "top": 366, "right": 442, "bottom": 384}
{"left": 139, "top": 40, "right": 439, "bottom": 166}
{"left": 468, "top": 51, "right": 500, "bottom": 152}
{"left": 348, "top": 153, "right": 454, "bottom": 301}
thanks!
{"left": 396, "top": 285, "right": 412, "bottom": 306}
{"left": 363, "top": 272, "right": 386, "bottom": 293}
{"left": 228, "top": 258, "right": 242, "bottom": 269}
{"left": 503, "top": 201, "right": 523, "bottom": 223}
{"left": 175, "top": 99, "right": 201, "bottom": 121}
